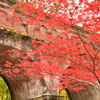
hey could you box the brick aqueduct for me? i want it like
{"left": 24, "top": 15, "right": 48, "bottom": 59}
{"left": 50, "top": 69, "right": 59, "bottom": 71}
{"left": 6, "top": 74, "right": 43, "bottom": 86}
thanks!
{"left": 0, "top": 1, "right": 100, "bottom": 100}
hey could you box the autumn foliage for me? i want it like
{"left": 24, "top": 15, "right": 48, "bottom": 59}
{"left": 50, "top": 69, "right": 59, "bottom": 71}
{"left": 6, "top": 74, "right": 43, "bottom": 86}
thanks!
{"left": 1, "top": 0, "right": 100, "bottom": 91}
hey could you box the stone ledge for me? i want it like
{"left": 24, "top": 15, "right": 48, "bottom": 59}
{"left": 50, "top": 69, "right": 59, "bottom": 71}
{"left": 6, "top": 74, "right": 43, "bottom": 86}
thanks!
{"left": 30, "top": 95, "right": 64, "bottom": 100}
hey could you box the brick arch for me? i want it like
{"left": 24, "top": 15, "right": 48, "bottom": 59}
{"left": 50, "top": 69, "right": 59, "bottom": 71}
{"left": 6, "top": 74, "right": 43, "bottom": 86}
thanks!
{"left": 0, "top": 29, "right": 61, "bottom": 100}
{"left": 0, "top": 4, "right": 63, "bottom": 98}
{"left": 0, "top": 28, "right": 99, "bottom": 100}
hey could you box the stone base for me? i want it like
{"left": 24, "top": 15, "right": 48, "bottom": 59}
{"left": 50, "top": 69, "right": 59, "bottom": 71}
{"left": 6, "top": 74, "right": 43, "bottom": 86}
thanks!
{"left": 30, "top": 95, "right": 64, "bottom": 100}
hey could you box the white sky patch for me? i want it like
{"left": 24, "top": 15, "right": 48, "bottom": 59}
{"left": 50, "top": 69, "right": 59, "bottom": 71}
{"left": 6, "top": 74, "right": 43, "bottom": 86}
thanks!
{"left": 75, "top": 0, "right": 94, "bottom": 4}
{"left": 77, "top": 23, "right": 83, "bottom": 27}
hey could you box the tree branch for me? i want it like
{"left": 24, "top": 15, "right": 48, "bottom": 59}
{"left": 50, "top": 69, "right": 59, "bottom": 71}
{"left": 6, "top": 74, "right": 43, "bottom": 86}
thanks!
{"left": 43, "top": 72, "right": 100, "bottom": 90}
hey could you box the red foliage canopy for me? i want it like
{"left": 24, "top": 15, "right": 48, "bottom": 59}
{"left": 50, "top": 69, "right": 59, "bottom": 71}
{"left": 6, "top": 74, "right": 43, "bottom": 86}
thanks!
{"left": 1, "top": 0, "right": 100, "bottom": 91}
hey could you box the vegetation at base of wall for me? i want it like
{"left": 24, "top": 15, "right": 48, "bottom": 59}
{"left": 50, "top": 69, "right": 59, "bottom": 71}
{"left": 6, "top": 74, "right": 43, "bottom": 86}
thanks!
{"left": 0, "top": 77, "right": 11, "bottom": 100}
{"left": 60, "top": 89, "right": 70, "bottom": 100}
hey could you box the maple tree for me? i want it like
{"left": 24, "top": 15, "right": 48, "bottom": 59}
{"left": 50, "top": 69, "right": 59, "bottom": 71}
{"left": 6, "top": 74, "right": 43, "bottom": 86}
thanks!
{"left": 0, "top": 0, "right": 100, "bottom": 91}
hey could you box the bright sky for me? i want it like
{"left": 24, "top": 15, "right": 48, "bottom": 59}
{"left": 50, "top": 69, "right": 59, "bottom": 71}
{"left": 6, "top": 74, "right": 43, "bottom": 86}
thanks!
{"left": 75, "top": 0, "right": 94, "bottom": 4}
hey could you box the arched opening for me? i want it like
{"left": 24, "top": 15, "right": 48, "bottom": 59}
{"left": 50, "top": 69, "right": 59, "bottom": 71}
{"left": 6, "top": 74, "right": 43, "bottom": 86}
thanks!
{"left": 0, "top": 75, "right": 12, "bottom": 100}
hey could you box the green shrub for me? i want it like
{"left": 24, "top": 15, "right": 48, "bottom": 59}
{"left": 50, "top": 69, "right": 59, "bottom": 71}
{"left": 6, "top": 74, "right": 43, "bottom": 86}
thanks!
{"left": 0, "top": 77, "right": 11, "bottom": 100}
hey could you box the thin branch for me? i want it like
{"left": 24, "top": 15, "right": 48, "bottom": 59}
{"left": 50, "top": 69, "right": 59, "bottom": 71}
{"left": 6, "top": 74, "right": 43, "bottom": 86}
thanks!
{"left": 78, "top": 34, "right": 94, "bottom": 61}
{"left": 76, "top": 33, "right": 100, "bottom": 84}
{"left": 43, "top": 72, "right": 100, "bottom": 90}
